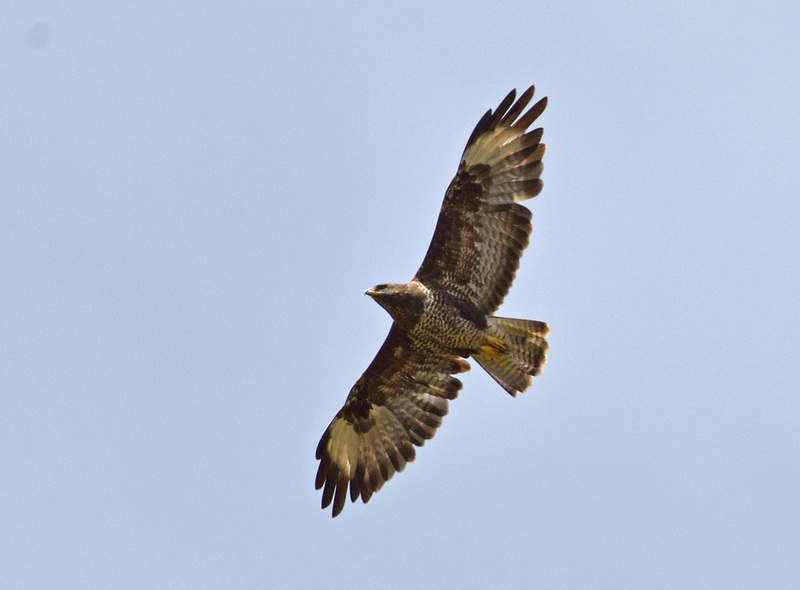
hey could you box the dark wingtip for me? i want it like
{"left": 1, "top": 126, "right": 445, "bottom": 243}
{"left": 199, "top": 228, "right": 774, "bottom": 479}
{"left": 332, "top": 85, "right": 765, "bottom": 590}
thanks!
{"left": 331, "top": 471, "right": 348, "bottom": 517}
{"left": 486, "top": 88, "right": 517, "bottom": 131}
{"left": 514, "top": 96, "right": 548, "bottom": 131}
{"left": 499, "top": 85, "right": 535, "bottom": 127}
{"left": 314, "top": 460, "right": 327, "bottom": 490}
{"left": 464, "top": 86, "right": 546, "bottom": 153}
{"left": 464, "top": 108, "right": 493, "bottom": 151}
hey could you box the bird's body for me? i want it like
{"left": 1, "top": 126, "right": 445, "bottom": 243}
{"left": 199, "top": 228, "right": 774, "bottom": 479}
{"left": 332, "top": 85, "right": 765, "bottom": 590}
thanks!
{"left": 370, "top": 281, "right": 486, "bottom": 353}
{"left": 316, "top": 86, "right": 551, "bottom": 516}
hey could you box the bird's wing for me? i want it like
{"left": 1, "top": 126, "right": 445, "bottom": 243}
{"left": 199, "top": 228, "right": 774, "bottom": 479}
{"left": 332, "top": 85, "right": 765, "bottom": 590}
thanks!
{"left": 315, "top": 324, "right": 470, "bottom": 517}
{"left": 414, "top": 86, "right": 547, "bottom": 313}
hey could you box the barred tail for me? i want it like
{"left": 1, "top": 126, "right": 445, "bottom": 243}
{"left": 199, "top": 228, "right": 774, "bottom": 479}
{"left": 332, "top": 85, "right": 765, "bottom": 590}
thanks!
{"left": 473, "top": 317, "right": 549, "bottom": 397}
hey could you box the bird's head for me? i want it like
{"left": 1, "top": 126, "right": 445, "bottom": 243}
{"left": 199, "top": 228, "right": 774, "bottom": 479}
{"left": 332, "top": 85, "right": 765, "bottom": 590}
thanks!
{"left": 365, "top": 282, "right": 424, "bottom": 323}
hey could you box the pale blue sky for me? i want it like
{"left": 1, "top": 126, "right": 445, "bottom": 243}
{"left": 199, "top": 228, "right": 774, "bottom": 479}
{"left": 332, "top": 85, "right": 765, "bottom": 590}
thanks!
{"left": 3, "top": 2, "right": 799, "bottom": 588}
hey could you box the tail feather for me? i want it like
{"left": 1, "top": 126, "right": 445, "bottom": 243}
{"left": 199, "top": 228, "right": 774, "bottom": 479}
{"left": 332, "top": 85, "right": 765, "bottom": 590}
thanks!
{"left": 473, "top": 317, "right": 549, "bottom": 396}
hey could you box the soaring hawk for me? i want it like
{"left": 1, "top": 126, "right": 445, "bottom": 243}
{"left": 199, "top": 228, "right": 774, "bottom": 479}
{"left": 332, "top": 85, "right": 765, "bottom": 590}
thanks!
{"left": 316, "top": 86, "right": 550, "bottom": 517}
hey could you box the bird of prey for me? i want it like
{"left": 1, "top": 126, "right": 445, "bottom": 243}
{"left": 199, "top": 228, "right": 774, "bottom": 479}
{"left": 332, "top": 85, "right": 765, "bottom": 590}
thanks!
{"left": 315, "top": 86, "right": 550, "bottom": 517}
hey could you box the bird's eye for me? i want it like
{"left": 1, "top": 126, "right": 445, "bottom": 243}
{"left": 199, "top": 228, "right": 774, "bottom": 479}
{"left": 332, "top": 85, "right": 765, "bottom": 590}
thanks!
{"left": 374, "top": 284, "right": 387, "bottom": 291}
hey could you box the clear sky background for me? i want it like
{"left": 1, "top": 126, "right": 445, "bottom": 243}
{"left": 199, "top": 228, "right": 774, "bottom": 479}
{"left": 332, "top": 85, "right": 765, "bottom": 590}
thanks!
{"left": 3, "top": 2, "right": 799, "bottom": 588}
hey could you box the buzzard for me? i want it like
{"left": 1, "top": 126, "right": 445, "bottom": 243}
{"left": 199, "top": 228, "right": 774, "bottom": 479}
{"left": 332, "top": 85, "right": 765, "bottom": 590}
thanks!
{"left": 316, "top": 86, "right": 550, "bottom": 517}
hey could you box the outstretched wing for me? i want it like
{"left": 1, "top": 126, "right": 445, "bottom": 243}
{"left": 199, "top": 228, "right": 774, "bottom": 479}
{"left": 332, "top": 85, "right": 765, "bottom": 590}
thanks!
{"left": 415, "top": 86, "right": 547, "bottom": 313}
{"left": 315, "top": 324, "right": 470, "bottom": 517}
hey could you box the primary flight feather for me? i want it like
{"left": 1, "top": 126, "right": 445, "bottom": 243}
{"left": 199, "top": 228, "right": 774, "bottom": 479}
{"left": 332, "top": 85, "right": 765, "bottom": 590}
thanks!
{"left": 316, "top": 86, "right": 550, "bottom": 517}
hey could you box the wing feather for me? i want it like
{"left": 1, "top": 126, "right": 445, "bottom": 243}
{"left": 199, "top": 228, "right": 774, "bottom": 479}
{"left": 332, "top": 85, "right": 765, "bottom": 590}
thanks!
{"left": 315, "top": 325, "right": 469, "bottom": 517}
{"left": 415, "top": 86, "right": 547, "bottom": 312}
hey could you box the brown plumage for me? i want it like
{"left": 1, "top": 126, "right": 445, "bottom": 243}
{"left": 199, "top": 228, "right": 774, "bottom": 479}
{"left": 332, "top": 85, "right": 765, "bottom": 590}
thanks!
{"left": 315, "top": 86, "right": 550, "bottom": 517}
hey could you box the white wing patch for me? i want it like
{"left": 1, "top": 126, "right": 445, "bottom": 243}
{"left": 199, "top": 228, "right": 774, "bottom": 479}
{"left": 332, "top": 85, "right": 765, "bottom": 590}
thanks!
{"left": 463, "top": 125, "right": 526, "bottom": 168}
{"left": 324, "top": 419, "right": 360, "bottom": 479}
